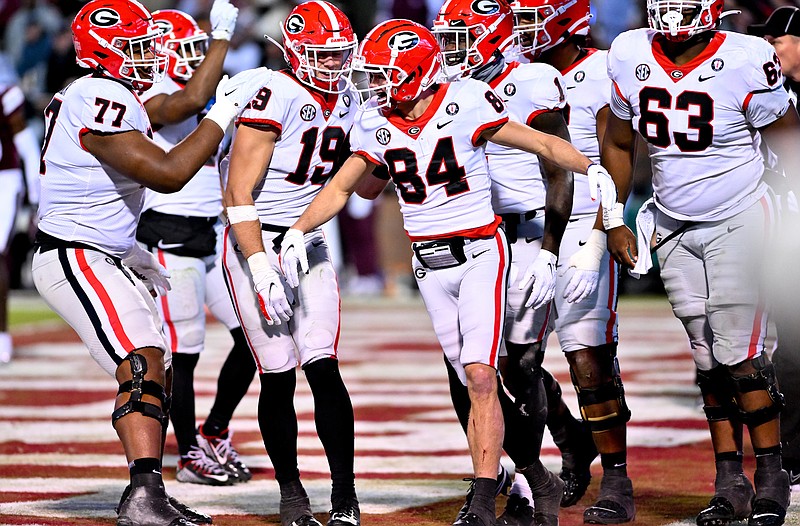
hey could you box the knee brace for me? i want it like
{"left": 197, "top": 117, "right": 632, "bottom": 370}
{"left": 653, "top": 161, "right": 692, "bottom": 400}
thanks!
{"left": 504, "top": 342, "right": 547, "bottom": 424}
{"left": 569, "top": 343, "right": 631, "bottom": 432}
{"left": 112, "top": 353, "right": 168, "bottom": 428}
{"left": 696, "top": 366, "right": 737, "bottom": 423}
{"left": 729, "top": 355, "right": 785, "bottom": 428}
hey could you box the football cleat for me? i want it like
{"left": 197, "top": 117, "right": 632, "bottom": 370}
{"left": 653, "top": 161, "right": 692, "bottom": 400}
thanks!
{"left": 168, "top": 495, "right": 212, "bottom": 524}
{"left": 497, "top": 494, "right": 534, "bottom": 526}
{"left": 453, "top": 511, "right": 492, "bottom": 526}
{"left": 116, "top": 484, "right": 197, "bottom": 526}
{"left": 455, "top": 465, "right": 513, "bottom": 522}
{"left": 530, "top": 469, "right": 564, "bottom": 526}
{"left": 748, "top": 499, "right": 788, "bottom": 526}
{"left": 196, "top": 428, "right": 252, "bottom": 482}
{"left": 697, "top": 470, "right": 754, "bottom": 526}
{"left": 328, "top": 498, "right": 360, "bottom": 526}
{"left": 584, "top": 473, "right": 635, "bottom": 524}
{"left": 176, "top": 446, "right": 232, "bottom": 486}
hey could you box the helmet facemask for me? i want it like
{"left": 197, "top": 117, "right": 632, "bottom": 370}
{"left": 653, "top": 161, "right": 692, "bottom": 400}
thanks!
{"left": 166, "top": 32, "right": 207, "bottom": 80}
{"left": 293, "top": 38, "right": 357, "bottom": 94}
{"left": 512, "top": 4, "right": 555, "bottom": 57}
{"left": 102, "top": 28, "right": 168, "bottom": 90}
{"left": 349, "top": 55, "right": 404, "bottom": 108}
{"left": 646, "top": 0, "right": 724, "bottom": 42}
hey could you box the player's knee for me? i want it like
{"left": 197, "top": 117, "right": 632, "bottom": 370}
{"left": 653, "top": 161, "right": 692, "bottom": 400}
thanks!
{"left": 696, "top": 365, "right": 737, "bottom": 423}
{"left": 727, "top": 354, "right": 784, "bottom": 428}
{"left": 465, "top": 363, "right": 498, "bottom": 399}
{"left": 112, "top": 352, "right": 168, "bottom": 429}
{"left": 567, "top": 343, "right": 616, "bottom": 389}
{"left": 569, "top": 343, "right": 630, "bottom": 432}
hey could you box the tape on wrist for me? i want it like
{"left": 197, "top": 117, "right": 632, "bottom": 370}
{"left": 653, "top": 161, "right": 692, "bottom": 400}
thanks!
{"left": 227, "top": 205, "right": 259, "bottom": 224}
{"left": 603, "top": 202, "right": 625, "bottom": 230}
{"left": 246, "top": 251, "right": 270, "bottom": 274}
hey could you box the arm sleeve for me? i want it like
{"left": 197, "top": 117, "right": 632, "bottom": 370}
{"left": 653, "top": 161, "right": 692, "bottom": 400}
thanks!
{"left": 744, "top": 40, "right": 792, "bottom": 128}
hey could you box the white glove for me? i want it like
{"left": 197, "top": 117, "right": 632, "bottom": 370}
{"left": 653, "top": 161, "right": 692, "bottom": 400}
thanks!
{"left": 210, "top": 0, "right": 238, "bottom": 40}
{"left": 279, "top": 229, "right": 309, "bottom": 288}
{"left": 519, "top": 249, "right": 557, "bottom": 309}
{"left": 586, "top": 163, "right": 618, "bottom": 213}
{"left": 247, "top": 252, "right": 293, "bottom": 325}
{"left": 563, "top": 229, "right": 606, "bottom": 304}
{"left": 203, "top": 69, "right": 271, "bottom": 131}
{"left": 123, "top": 244, "right": 171, "bottom": 296}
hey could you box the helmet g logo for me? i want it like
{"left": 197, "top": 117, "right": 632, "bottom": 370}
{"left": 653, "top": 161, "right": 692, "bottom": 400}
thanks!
{"left": 89, "top": 8, "right": 121, "bottom": 27}
{"left": 153, "top": 19, "right": 173, "bottom": 35}
{"left": 471, "top": 0, "right": 500, "bottom": 15}
{"left": 388, "top": 31, "right": 420, "bottom": 52}
{"left": 286, "top": 14, "right": 305, "bottom": 34}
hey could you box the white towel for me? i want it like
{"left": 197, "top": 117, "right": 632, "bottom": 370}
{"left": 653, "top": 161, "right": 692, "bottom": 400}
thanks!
{"left": 630, "top": 198, "right": 657, "bottom": 278}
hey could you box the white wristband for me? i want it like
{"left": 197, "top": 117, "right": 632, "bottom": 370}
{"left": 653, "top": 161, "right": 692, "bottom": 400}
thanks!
{"left": 247, "top": 251, "right": 270, "bottom": 275}
{"left": 227, "top": 205, "right": 259, "bottom": 224}
{"left": 603, "top": 202, "right": 625, "bottom": 230}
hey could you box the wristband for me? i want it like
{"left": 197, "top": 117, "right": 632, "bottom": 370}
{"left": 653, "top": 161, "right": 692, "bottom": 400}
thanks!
{"left": 227, "top": 205, "right": 259, "bottom": 224}
{"left": 603, "top": 202, "right": 625, "bottom": 230}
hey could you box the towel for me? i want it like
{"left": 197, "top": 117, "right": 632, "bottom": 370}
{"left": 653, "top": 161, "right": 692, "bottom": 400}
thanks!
{"left": 630, "top": 198, "right": 657, "bottom": 278}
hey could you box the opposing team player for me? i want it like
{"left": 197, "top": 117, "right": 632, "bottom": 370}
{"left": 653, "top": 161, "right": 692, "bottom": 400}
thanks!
{"left": 138, "top": 5, "right": 254, "bottom": 487}
{"left": 513, "top": 0, "right": 635, "bottom": 522}
{"left": 603, "top": 1, "right": 800, "bottom": 525}
{"left": 431, "top": 1, "right": 575, "bottom": 524}
{"left": 222, "top": 2, "right": 360, "bottom": 525}
{"left": 31, "top": 1, "right": 261, "bottom": 524}
{"left": 277, "top": 19, "right": 616, "bottom": 526}
{"left": 0, "top": 81, "right": 41, "bottom": 364}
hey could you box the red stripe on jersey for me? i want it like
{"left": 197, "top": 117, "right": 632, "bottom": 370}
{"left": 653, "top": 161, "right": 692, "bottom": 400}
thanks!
{"left": 385, "top": 85, "right": 450, "bottom": 138}
{"left": 355, "top": 150, "right": 382, "bottom": 166}
{"left": 472, "top": 117, "right": 510, "bottom": 147}
{"left": 490, "top": 231, "right": 506, "bottom": 366}
{"left": 526, "top": 108, "right": 559, "bottom": 127}
{"left": 560, "top": 48, "right": 600, "bottom": 76}
{"left": 78, "top": 128, "right": 91, "bottom": 152}
{"left": 407, "top": 215, "right": 502, "bottom": 242}
{"left": 605, "top": 256, "right": 618, "bottom": 343}
{"left": 221, "top": 225, "right": 265, "bottom": 373}
{"left": 75, "top": 248, "right": 135, "bottom": 352}
{"left": 488, "top": 62, "right": 520, "bottom": 90}
{"left": 743, "top": 92, "right": 754, "bottom": 112}
{"left": 651, "top": 32, "right": 727, "bottom": 83}
{"left": 155, "top": 249, "right": 178, "bottom": 353}
{"left": 536, "top": 303, "right": 551, "bottom": 343}
{"left": 747, "top": 197, "right": 771, "bottom": 358}
{"left": 612, "top": 81, "right": 628, "bottom": 104}
{"left": 236, "top": 118, "right": 283, "bottom": 136}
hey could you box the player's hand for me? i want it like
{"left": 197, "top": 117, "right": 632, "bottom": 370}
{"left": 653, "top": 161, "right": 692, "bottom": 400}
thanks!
{"left": 247, "top": 252, "right": 293, "bottom": 325}
{"left": 563, "top": 229, "right": 606, "bottom": 303}
{"left": 123, "top": 244, "right": 171, "bottom": 296}
{"left": 586, "top": 163, "right": 618, "bottom": 213}
{"left": 519, "top": 249, "right": 557, "bottom": 309}
{"left": 210, "top": 0, "right": 238, "bottom": 40}
{"left": 607, "top": 225, "right": 637, "bottom": 269}
{"left": 204, "top": 69, "right": 271, "bottom": 131}
{"left": 279, "top": 228, "right": 309, "bottom": 288}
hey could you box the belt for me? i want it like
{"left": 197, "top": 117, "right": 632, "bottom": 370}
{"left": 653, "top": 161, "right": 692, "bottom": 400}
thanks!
{"left": 262, "top": 223, "right": 291, "bottom": 253}
{"left": 33, "top": 230, "right": 121, "bottom": 264}
{"left": 500, "top": 210, "right": 539, "bottom": 243}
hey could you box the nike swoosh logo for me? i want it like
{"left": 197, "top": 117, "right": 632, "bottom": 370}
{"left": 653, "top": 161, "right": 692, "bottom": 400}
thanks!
{"left": 338, "top": 111, "right": 349, "bottom": 118}
{"left": 472, "top": 249, "right": 490, "bottom": 259}
{"left": 752, "top": 513, "right": 780, "bottom": 519}
{"left": 727, "top": 224, "right": 744, "bottom": 233}
{"left": 437, "top": 120, "right": 453, "bottom": 129}
{"left": 525, "top": 236, "right": 543, "bottom": 243}
{"left": 578, "top": 240, "right": 587, "bottom": 246}
{"left": 698, "top": 75, "right": 715, "bottom": 82}
{"left": 224, "top": 89, "right": 237, "bottom": 97}
{"left": 311, "top": 240, "right": 324, "bottom": 247}
{"left": 567, "top": 86, "right": 577, "bottom": 90}
{"left": 157, "top": 240, "right": 184, "bottom": 250}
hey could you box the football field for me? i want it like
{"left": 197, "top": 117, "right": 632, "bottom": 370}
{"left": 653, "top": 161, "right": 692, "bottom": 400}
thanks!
{"left": 1, "top": 293, "right": 798, "bottom": 525}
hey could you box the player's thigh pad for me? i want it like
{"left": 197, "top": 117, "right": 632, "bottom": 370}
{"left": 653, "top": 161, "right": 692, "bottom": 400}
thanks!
{"left": 31, "top": 246, "right": 170, "bottom": 376}
{"left": 553, "top": 215, "right": 619, "bottom": 352}
{"left": 148, "top": 246, "right": 206, "bottom": 354}
{"left": 220, "top": 226, "right": 295, "bottom": 373}
{"left": 505, "top": 218, "right": 550, "bottom": 346}
{"left": 0, "top": 168, "right": 22, "bottom": 252}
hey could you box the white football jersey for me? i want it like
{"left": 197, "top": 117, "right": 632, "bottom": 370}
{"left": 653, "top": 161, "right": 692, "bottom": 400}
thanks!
{"left": 485, "top": 62, "right": 566, "bottom": 214}
{"left": 562, "top": 49, "right": 611, "bottom": 217}
{"left": 608, "top": 29, "right": 792, "bottom": 221}
{"left": 351, "top": 79, "right": 508, "bottom": 239}
{"left": 140, "top": 76, "right": 222, "bottom": 218}
{"left": 230, "top": 71, "right": 356, "bottom": 226}
{"left": 38, "top": 75, "right": 151, "bottom": 256}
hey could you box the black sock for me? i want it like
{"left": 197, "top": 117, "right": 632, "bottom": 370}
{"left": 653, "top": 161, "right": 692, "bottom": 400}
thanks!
{"left": 304, "top": 358, "right": 356, "bottom": 506}
{"left": 203, "top": 328, "right": 256, "bottom": 437}
{"left": 755, "top": 446, "right": 783, "bottom": 473}
{"left": 129, "top": 458, "right": 163, "bottom": 487}
{"left": 601, "top": 451, "right": 627, "bottom": 476}
{"left": 469, "top": 477, "right": 497, "bottom": 525}
{"left": 259, "top": 369, "right": 300, "bottom": 484}
{"left": 170, "top": 353, "right": 200, "bottom": 457}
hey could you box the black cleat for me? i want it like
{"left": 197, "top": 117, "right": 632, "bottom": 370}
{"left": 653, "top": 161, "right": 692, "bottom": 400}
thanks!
{"left": 560, "top": 467, "right": 593, "bottom": 508}
{"left": 748, "top": 498, "right": 788, "bottom": 526}
{"left": 116, "top": 485, "right": 198, "bottom": 526}
{"left": 168, "top": 495, "right": 212, "bottom": 524}
{"left": 455, "top": 466, "right": 513, "bottom": 522}
{"left": 531, "top": 470, "right": 565, "bottom": 526}
{"left": 453, "top": 511, "right": 493, "bottom": 526}
{"left": 328, "top": 498, "right": 360, "bottom": 526}
{"left": 497, "top": 494, "right": 534, "bottom": 526}
{"left": 583, "top": 474, "right": 635, "bottom": 524}
{"left": 560, "top": 420, "right": 598, "bottom": 508}
{"left": 696, "top": 496, "right": 739, "bottom": 526}
{"left": 696, "top": 469, "right": 754, "bottom": 526}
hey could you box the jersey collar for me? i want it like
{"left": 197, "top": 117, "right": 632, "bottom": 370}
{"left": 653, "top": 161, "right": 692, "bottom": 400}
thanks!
{"left": 560, "top": 47, "right": 599, "bottom": 76}
{"left": 281, "top": 70, "right": 340, "bottom": 120}
{"left": 385, "top": 84, "right": 450, "bottom": 139}
{"left": 488, "top": 62, "right": 519, "bottom": 90}
{"left": 651, "top": 32, "right": 727, "bottom": 83}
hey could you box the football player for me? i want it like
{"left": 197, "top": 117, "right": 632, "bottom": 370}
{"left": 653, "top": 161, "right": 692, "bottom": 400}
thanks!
{"left": 431, "top": 0, "right": 577, "bottom": 524}
{"left": 603, "top": 1, "right": 800, "bottom": 525}
{"left": 0, "top": 81, "right": 41, "bottom": 364}
{"left": 31, "top": 1, "right": 261, "bottom": 524}
{"left": 277, "top": 19, "right": 616, "bottom": 526}
{"left": 137, "top": 5, "right": 255, "bottom": 489}
{"left": 513, "top": 0, "right": 636, "bottom": 522}
{"left": 222, "top": 2, "right": 360, "bottom": 525}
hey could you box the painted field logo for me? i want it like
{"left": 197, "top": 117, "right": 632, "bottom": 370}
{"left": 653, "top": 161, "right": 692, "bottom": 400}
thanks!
{"left": 388, "top": 31, "right": 420, "bottom": 52}
{"left": 89, "top": 8, "right": 120, "bottom": 27}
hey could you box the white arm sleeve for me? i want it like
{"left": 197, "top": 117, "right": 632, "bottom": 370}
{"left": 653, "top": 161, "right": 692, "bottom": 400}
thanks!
{"left": 13, "top": 126, "right": 41, "bottom": 204}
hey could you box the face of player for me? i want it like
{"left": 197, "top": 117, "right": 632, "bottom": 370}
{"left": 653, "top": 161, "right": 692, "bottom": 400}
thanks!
{"left": 438, "top": 30, "right": 469, "bottom": 67}
{"left": 125, "top": 39, "right": 157, "bottom": 80}
{"left": 767, "top": 35, "right": 800, "bottom": 82}
{"left": 310, "top": 49, "right": 348, "bottom": 81}
{"left": 367, "top": 70, "right": 391, "bottom": 105}
{"left": 654, "top": 5, "right": 700, "bottom": 30}
{"left": 514, "top": 10, "right": 546, "bottom": 50}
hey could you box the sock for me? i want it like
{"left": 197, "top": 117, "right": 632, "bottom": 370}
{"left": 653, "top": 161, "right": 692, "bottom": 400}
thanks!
{"left": 129, "top": 457, "right": 163, "bottom": 487}
{"left": 600, "top": 451, "right": 627, "bottom": 477}
{"left": 259, "top": 369, "right": 300, "bottom": 484}
{"left": 169, "top": 353, "right": 200, "bottom": 457}
{"left": 509, "top": 472, "right": 533, "bottom": 501}
{"left": 203, "top": 328, "right": 256, "bottom": 436}
{"left": 755, "top": 445, "right": 783, "bottom": 473}
{"left": 469, "top": 477, "right": 498, "bottom": 525}
{"left": 304, "top": 358, "right": 357, "bottom": 506}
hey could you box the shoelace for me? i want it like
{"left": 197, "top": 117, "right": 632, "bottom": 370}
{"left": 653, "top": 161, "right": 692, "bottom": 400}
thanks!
{"left": 185, "top": 447, "right": 228, "bottom": 475}
{"left": 330, "top": 506, "right": 358, "bottom": 522}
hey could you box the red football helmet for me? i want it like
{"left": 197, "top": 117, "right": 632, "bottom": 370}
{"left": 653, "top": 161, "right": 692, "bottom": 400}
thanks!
{"left": 351, "top": 19, "right": 442, "bottom": 108}
{"left": 432, "top": 0, "right": 514, "bottom": 79}
{"left": 510, "top": 0, "right": 591, "bottom": 58}
{"left": 152, "top": 10, "right": 207, "bottom": 81}
{"left": 72, "top": 0, "right": 167, "bottom": 91}
{"left": 646, "top": 0, "right": 728, "bottom": 41}
{"left": 277, "top": 1, "right": 357, "bottom": 94}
